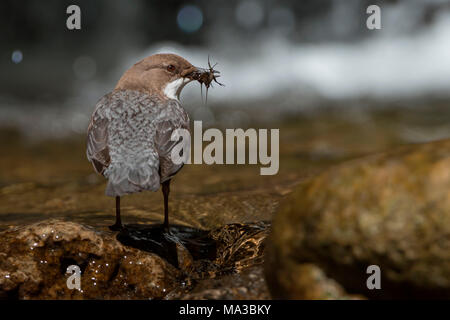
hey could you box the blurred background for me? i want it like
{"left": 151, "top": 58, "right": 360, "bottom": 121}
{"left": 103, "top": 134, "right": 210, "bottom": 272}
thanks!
{"left": 1, "top": 0, "right": 450, "bottom": 139}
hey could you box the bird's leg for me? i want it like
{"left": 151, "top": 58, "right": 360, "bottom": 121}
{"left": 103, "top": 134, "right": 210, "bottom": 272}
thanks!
{"left": 109, "top": 196, "right": 123, "bottom": 231}
{"left": 162, "top": 180, "right": 171, "bottom": 233}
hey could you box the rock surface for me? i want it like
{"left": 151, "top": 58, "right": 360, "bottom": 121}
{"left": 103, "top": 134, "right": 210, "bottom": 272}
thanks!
{"left": 0, "top": 220, "right": 180, "bottom": 299}
{"left": 180, "top": 266, "right": 270, "bottom": 300}
{"left": 266, "top": 139, "right": 450, "bottom": 299}
{"left": 264, "top": 262, "right": 363, "bottom": 300}
{"left": 0, "top": 220, "right": 270, "bottom": 299}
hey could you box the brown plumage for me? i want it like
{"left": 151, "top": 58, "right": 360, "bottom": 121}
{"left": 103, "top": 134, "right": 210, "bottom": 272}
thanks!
{"left": 86, "top": 53, "right": 219, "bottom": 231}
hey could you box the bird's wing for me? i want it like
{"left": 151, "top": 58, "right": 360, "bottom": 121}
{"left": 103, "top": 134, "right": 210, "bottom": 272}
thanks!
{"left": 86, "top": 94, "right": 111, "bottom": 175}
{"left": 154, "top": 100, "right": 190, "bottom": 182}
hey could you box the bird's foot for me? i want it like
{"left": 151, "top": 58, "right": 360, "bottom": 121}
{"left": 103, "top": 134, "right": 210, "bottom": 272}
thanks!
{"left": 163, "top": 225, "right": 171, "bottom": 235}
{"left": 109, "top": 223, "right": 124, "bottom": 231}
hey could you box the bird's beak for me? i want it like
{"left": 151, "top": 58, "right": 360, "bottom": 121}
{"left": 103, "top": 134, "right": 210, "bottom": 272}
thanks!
{"left": 182, "top": 66, "right": 212, "bottom": 82}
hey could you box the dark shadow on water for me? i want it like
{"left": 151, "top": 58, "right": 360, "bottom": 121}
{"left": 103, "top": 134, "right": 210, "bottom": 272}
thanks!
{"left": 116, "top": 224, "right": 217, "bottom": 268}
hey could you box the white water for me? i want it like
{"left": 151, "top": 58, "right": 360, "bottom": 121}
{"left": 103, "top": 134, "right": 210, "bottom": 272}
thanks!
{"left": 137, "top": 11, "right": 450, "bottom": 104}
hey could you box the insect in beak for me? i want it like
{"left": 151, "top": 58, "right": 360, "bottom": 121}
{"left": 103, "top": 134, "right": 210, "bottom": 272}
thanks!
{"left": 185, "top": 56, "right": 224, "bottom": 103}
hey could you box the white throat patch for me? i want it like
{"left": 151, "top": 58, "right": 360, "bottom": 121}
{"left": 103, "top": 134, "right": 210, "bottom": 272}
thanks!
{"left": 163, "top": 78, "right": 192, "bottom": 100}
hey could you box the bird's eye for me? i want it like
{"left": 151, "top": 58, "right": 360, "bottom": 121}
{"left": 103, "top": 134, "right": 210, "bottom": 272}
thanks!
{"left": 166, "top": 65, "right": 176, "bottom": 72}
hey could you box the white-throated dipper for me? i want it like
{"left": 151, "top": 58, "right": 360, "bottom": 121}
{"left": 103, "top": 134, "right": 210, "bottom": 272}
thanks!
{"left": 86, "top": 53, "right": 219, "bottom": 231}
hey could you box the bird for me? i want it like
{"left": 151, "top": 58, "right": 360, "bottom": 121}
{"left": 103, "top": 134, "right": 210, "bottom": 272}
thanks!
{"left": 86, "top": 53, "right": 213, "bottom": 232}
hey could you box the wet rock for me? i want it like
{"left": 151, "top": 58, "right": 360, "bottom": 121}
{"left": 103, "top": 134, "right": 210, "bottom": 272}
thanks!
{"left": 175, "top": 265, "right": 271, "bottom": 300}
{"left": 266, "top": 139, "right": 450, "bottom": 299}
{"left": 0, "top": 219, "right": 271, "bottom": 300}
{"left": 209, "top": 222, "right": 269, "bottom": 273}
{"left": 0, "top": 220, "right": 180, "bottom": 299}
{"left": 118, "top": 222, "right": 270, "bottom": 299}
{"left": 116, "top": 224, "right": 214, "bottom": 271}
{"left": 265, "top": 262, "right": 363, "bottom": 300}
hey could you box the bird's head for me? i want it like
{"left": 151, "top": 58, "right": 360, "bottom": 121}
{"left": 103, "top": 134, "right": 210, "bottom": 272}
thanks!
{"left": 115, "top": 53, "right": 217, "bottom": 101}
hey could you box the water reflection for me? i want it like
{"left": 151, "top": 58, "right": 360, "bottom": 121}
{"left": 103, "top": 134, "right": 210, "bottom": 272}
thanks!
{"left": 117, "top": 224, "right": 216, "bottom": 268}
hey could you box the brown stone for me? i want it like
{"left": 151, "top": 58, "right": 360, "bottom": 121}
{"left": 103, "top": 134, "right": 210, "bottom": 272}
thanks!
{"left": 0, "top": 220, "right": 180, "bottom": 299}
{"left": 266, "top": 139, "right": 450, "bottom": 299}
{"left": 0, "top": 219, "right": 271, "bottom": 300}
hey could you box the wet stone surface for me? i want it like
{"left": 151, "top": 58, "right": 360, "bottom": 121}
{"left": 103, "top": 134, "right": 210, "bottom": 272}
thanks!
{"left": 117, "top": 224, "right": 217, "bottom": 269}
{"left": 0, "top": 220, "right": 270, "bottom": 299}
{"left": 0, "top": 220, "right": 181, "bottom": 299}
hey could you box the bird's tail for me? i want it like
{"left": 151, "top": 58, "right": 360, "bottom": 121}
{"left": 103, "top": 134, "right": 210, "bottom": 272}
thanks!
{"left": 104, "top": 163, "right": 160, "bottom": 197}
